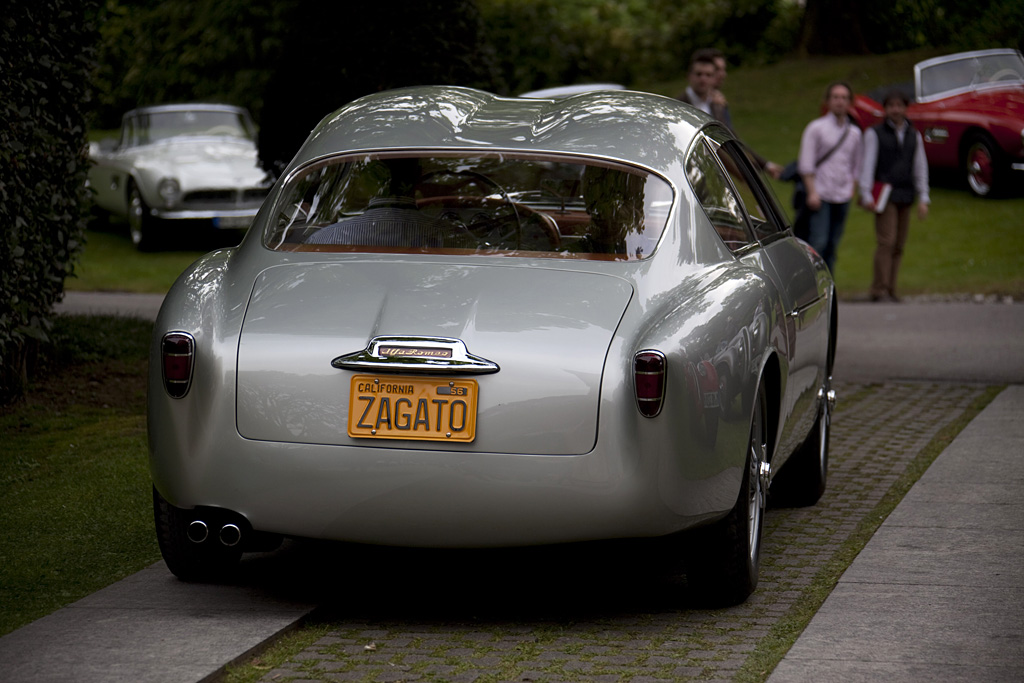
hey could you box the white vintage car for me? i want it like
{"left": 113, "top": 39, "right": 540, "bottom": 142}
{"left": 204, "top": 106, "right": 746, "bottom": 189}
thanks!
{"left": 88, "top": 103, "right": 271, "bottom": 250}
{"left": 150, "top": 86, "right": 836, "bottom": 605}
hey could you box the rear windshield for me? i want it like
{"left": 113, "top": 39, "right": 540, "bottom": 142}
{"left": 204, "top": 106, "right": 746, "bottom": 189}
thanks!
{"left": 264, "top": 152, "right": 673, "bottom": 260}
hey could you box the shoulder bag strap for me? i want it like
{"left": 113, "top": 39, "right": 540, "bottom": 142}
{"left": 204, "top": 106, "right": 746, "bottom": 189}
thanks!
{"left": 815, "top": 123, "right": 851, "bottom": 169}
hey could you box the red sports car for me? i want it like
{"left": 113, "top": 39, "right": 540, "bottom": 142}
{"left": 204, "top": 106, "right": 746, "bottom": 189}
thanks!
{"left": 850, "top": 49, "right": 1024, "bottom": 197}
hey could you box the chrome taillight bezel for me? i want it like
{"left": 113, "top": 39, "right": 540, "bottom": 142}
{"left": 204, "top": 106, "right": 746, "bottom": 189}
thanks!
{"left": 634, "top": 349, "right": 666, "bottom": 418}
{"left": 161, "top": 331, "right": 195, "bottom": 399}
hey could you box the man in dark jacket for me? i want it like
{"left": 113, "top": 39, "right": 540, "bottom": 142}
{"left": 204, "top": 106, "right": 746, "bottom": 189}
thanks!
{"left": 858, "top": 90, "right": 930, "bottom": 302}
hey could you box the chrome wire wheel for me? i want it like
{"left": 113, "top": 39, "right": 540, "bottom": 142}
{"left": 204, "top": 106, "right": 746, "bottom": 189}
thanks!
{"left": 746, "top": 383, "right": 768, "bottom": 566}
{"left": 965, "top": 137, "right": 996, "bottom": 197}
{"left": 816, "top": 383, "right": 835, "bottom": 479}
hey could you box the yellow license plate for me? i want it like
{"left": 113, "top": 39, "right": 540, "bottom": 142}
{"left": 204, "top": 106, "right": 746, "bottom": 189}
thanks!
{"left": 348, "top": 375, "right": 478, "bottom": 442}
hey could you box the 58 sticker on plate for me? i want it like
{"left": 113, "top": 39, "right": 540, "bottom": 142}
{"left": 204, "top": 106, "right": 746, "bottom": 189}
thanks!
{"left": 348, "top": 375, "right": 478, "bottom": 442}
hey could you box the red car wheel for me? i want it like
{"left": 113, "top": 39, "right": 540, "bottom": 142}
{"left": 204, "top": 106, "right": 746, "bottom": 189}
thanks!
{"left": 965, "top": 134, "right": 1001, "bottom": 197}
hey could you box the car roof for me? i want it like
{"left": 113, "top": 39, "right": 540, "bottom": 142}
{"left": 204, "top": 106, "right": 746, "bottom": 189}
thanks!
{"left": 288, "top": 86, "right": 709, "bottom": 179}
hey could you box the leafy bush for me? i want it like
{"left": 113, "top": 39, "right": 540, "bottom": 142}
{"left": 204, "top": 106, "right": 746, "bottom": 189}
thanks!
{"left": 0, "top": 0, "right": 99, "bottom": 403}
{"left": 478, "top": 0, "right": 797, "bottom": 93}
{"left": 91, "top": 0, "right": 800, "bottom": 131}
{"left": 857, "top": 0, "right": 1023, "bottom": 54}
{"left": 91, "top": 0, "right": 293, "bottom": 130}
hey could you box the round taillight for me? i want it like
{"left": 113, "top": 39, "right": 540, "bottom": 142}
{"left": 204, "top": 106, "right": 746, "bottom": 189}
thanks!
{"left": 634, "top": 350, "right": 666, "bottom": 418}
{"left": 162, "top": 332, "right": 195, "bottom": 398}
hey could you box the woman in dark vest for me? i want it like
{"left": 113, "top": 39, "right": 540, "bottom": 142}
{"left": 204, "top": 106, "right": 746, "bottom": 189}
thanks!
{"left": 858, "top": 90, "right": 930, "bottom": 302}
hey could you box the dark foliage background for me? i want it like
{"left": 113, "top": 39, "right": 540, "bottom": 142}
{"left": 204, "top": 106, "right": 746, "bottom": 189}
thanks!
{"left": 258, "top": 0, "right": 499, "bottom": 173}
{"left": 88, "top": 0, "right": 1022, "bottom": 133}
{"left": 2, "top": 0, "right": 1021, "bottom": 402}
{"left": 1, "top": 0, "right": 99, "bottom": 402}
{"left": 92, "top": 0, "right": 292, "bottom": 132}
{"left": 856, "top": 0, "right": 1024, "bottom": 55}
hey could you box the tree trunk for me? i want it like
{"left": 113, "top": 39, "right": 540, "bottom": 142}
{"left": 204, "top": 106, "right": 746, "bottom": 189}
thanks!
{"left": 798, "top": 0, "right": 870, "bottom": 56}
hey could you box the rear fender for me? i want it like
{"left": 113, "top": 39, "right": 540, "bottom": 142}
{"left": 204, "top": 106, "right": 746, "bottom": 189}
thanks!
{"left": 627, "top": 266, "right": 779, "bottom": 521}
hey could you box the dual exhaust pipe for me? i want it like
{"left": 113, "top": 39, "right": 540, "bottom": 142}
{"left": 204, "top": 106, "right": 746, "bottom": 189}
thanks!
{"left": 187, "top": 520, "right": 242, "bottom": 547}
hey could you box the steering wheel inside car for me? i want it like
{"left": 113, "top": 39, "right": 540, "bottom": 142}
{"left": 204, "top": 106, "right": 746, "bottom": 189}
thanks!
{"left": 417, "top": 170, "right": 520, "bottom": 244}
{"left": 990, "top": 68, "right": 1022, "bottom": 82}
{"left": 418, "top": 169, "right": 562, "bottom": 249}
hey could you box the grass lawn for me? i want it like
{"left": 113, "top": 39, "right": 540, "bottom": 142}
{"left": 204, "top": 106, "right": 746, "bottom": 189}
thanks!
{"left": 836, "top": 185, "right": 1024, "bottom": 297}
{"left": 66, "top": 222, "right": 229, "bottom": 293}
{"left": 0, "top": 316, "right": 159, "bottom": 636}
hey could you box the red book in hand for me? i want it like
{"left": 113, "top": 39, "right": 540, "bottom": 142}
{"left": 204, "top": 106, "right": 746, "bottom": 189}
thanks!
{"left": 871, "top": 181, "right": 892, "bottom": 213}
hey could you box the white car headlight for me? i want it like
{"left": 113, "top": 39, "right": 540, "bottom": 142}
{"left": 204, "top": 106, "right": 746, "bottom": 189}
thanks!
{"left": 158, "top": 178, "right": 181, "bottom": 208}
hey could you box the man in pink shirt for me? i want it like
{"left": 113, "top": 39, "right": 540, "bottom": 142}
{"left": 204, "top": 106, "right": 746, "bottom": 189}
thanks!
{"left": 798, "top": 82, "right": 863, "bottom": 274}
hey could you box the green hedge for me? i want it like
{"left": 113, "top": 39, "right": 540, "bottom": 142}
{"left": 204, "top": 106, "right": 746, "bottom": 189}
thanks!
{"left": 0, "top": 1, "right": 99, "bottom": 402}
{"left": 476, "top": 0, "right": 797, "bottom": 94}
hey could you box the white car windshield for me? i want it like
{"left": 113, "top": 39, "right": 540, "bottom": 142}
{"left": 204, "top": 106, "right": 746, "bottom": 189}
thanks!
{"left": 265, "top": 152, "right": 673, "bottom": 261}
{"left": 122, "top": 109, "right": 255, "bottom": 146}
{"left": 919, "top": 52, "right": 1024, "bottom": 100}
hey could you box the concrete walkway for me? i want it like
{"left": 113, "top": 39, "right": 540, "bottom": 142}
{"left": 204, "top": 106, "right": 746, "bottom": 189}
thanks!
{"left": 55, "top": 291, "right": 165, "bottom": 320}
{"left": 0, "top": 563, "right": 315, "bottom": 683}
{"left": 834, "top": 299, "right": 1024, "bottom": 384}
{"left": 768, "top": 384, "right": 1024, "bottom": 682}
{"left": 8, "top": 297, "right": 1019, "bottom": 681}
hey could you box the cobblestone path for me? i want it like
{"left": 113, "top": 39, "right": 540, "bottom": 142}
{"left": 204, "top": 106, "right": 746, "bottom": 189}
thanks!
{"left": 253, "top": 382, "right": 988, "bottom": 683}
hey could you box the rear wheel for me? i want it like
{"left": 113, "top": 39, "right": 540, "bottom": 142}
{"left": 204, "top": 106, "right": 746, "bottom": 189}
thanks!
{"left": 684, "top": 380, "right": 768, "bottom": 606}
{"left": 153, "top": 487, "right": 242, "bottom": 582}
{"left": 771, "top": 381, "right": 833, "bottom": 506}
{"left": 964, "top": 133, "right": 1004, "bottom": 198}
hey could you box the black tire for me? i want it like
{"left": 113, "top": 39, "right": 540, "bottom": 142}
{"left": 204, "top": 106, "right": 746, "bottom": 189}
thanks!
{"left": 963, "top": 132, "right": 1004, "bottom": 198}
{"left": 153, "top": 487, "right": 242, "bottom": 582}
{"left": 684, "top": 381, "right": 768, "bottom": 606}
{"left": 127, "top": 181, "right": 160, "bottom": 251}
{"left": 771, "top": 381, "right": 832, "bottom": 507}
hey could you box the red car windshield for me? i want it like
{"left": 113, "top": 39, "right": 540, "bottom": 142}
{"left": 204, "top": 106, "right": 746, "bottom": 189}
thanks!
{"left": 919, "top": 52, "right": 1024, "bottom": 100}
{"left": 264, "top": 152, "right": 673, "bottom": 261}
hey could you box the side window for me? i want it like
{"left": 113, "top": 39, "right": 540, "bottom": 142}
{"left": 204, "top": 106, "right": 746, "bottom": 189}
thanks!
{"left": 685, "top": 138, "right": 754, "bottom": 252}
{"left": 705, "top": 128, "right": 786, "bottom": 243}
{"left": 121, "top": 118, "right": 134, "bottom": 148}
{"left": 746, "top": 150, "right": 792, "bottom": 239}
{"left": 714, "top": 141, "right": 778, "bottom": 242}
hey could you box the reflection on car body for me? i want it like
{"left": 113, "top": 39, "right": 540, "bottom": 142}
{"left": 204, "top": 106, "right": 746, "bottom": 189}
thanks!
{"left": 519, "top": 83, "right": 625, "bottom": 99}
{"left": 88, "top": 103, "right": 271, "bottom": 249}
{"left": 149, "top": 86, "right": 837, "bottom": 606}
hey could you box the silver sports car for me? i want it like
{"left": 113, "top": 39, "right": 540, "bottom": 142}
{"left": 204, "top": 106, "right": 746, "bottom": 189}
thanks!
{"left": 88, "top": 103, "right": 271, "bottom": 250}
{"left": 150, "top": 86, "right": 836, "bottom": 605}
